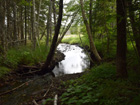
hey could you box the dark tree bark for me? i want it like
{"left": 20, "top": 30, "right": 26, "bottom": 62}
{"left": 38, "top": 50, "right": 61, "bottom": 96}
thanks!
{"left": 0, "top": 0, "right": 6, "bottom": 53}
{"left": 116, "top": 0, "right": 127, "bottom": 78}
{"left": 40, "top": 0, "right": 63, "bottom": 74}
{"left": 13, "top": 2, "right": 17, "bottom": 42}
{"left": 128, "top": 0, "right": 140, "bottom": 58}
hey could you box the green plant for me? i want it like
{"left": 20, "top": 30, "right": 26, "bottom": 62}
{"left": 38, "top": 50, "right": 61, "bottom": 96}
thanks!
{"left": 0, "top": 66, "right": 11, "bottom": 78}
{"left": 60, "top": 63, "right": 140, "bottom": 105}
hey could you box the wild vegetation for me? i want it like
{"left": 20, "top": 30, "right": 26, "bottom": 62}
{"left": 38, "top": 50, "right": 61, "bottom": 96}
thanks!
{"left": 0, "top": 0, "right": 140, "bottom": 105}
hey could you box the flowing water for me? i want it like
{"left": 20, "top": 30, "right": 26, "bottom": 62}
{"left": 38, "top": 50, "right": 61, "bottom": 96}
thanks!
{"left": 53, "top": 43, "right": 90, "bottom": 76}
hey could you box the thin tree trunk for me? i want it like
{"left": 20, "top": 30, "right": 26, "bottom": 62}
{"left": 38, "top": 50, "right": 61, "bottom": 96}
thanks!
{"left": 13, "top": 2, "right": 18, "bottom": 44}
{"left": 89, "top": 0, "right": 93, "bottom": 34}
{"left": 40, "top": 0, "right": 63, "bottom": 74}
{"left": 25, "top": 0, "right": 27, "bottom": 45}
{"left": 46, "top": 0, "right": 52, "bottom": 46}
{"left": 32, "top": 0, "right": 36, "bottom": 49}
{"left": 52, "top": 0, "right": 56, "bottom": 27}
{"left": 0, "top": 0, "right": 6, "bottom": 53}
{"left": 80, "top": 0, "right": 102, "bottom": 62}
{"left": 116, "top": 0, "right": 127, "bottom": 78}
{"left": 128, "top": 0, "right": 140, "bottom": 58}
{"left": 57, "top": 9, "right": 79, "bottom": 46}
{"left": 37, "top": 0, "right": 42, "bottom": 39}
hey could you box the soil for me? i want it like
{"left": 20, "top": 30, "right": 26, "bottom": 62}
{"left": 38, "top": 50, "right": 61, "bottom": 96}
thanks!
{"left": 0, "top": 70, "right": 86, "bottom": 105}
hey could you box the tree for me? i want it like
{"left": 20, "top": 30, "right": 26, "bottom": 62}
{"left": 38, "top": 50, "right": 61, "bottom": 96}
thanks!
{"left": 46, "top": 0, "right": 52, "bottom": 46}
{"left": 39, "top": 0, "right": 63, "bottom": 74}
{"left": 80, "top": 0, "right": 102, "bottom": 63}
{"left": 128, "top": 0, "right": 140, "bottom": 58}
{"left": 116, "top": 0, "right": 127, "bottom": 78}
{"left": 32, "top": 0, "right": 36, "bottom": 49}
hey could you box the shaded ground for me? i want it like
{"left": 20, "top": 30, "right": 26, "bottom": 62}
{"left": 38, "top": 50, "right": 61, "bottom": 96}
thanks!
{"left": 0, "top": 70, "right": 85, "bottom": 105}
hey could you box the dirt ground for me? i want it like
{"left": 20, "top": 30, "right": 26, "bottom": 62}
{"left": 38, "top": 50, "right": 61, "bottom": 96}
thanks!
{"left": 0, "top": 70, "right": 86, "bottom": 105}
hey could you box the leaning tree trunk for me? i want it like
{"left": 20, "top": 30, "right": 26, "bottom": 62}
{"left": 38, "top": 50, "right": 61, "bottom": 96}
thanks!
{"left": 39, "top": 0, "right": 63, "bottom": 75}
{"left": 80, "top": 0, "right": 101, "bottom": 62}
{"left": 116, "top": 0, "right": 127, "bottom": 78}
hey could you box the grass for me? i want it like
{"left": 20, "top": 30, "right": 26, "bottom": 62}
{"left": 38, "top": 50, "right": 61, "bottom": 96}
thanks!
{"left": 0, "top": 66, "right": 11, "bottom": 78}
{"left": 0, "top": 43, "right": 49, "bottom": 77}
{"left": 62, "top": 34, "right": 90, "bottom": 46}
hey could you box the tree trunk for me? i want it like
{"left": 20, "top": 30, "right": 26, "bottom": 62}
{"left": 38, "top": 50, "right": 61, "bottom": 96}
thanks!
{"left": 46, "top": 0, "right": 52, "bottom": 46}
{"left": 57, "top": 9, "right": 78, "bottom": 46}
{"left": 32, "top": 0, "right": 36, "bottom": 49}
{"left": 80, "top": 0, "right": 102, "bottom": 62}
{"left": 116, "top": 0, "right": 127, "bottom": 78}
{"left": 37, "top": 0, "right": 42, "bottom": 39}
{"left": 13, "top": 2, "right": 18, "bottom": 43}
{"left": 52, "top": 0, "right": 56, "bottom": 27}
{"left": 0, "top": 0, "right": 5, "bottom": 53}
{"left": 25, "top": 0, "right": 27, "bottom": 45}
{"left": 89, "top": 0, "right": 93, "bottom": 34}
{"left": 128, "top": 0, "right": 140, "bottom": 58}
{"left": 40, "top": 0, "right": 63, "bottom": 74}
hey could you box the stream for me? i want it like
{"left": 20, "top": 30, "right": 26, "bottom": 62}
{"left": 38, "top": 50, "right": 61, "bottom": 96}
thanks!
{"left": 0, "top": 43, "right": 89, "bottom": 105}
{"left": 53, "top": 43, "right": 89, "bottom": 76}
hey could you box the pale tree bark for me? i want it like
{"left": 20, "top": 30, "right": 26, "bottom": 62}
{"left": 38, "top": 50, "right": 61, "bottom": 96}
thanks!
{"left": 32, "top": 0, "right": 36, "bottom": 49}
{"left": 116, "top": 0, "right": 127, "bottom": 78}
{"left": 37, "top": 0, "right": 42, "bottom": 39}
{"left": 52, "top": 0, "right": 56, "bottom": 27}
{"left": 46, "top": 0, "right": 52, "bottom": 46}
{"left": 25, "top": 0, "right": 27, "bottom": 45}
{"left": 89, "top": 0, "right": 93, "bottom": 33}
{"left": 40, "top": 0, "right": 63, "bottom": 74}
{"left": 80, "top": 0, "right": 102, "bottom": 62}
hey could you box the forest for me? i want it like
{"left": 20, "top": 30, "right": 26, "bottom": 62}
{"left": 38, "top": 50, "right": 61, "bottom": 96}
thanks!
{"left": 0, "top": 0, "right": 140, "bottom": 105}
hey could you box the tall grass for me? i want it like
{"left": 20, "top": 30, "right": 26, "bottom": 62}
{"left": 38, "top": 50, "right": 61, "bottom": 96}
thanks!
{"left": 0, "top": 44, "right": 49, "bottom": 69}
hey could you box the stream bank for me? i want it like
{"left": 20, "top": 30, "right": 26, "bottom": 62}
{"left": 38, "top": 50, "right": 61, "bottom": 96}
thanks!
{"left": 0, "top": 43, "right": 89, "bottom": 105}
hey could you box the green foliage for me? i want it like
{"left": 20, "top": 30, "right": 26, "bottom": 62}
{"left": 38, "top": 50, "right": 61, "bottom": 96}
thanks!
{"left": 62, "top": 34, "right": 89, "bottom": 46}
{"left": 18, "top": 0, "right": 32, "bottom": 6}
{"left": 0, "top": 44, "right": 48, "bottom": 69}
{"left": 60, "top": 63, "right": 140, "bottom": 105}
{"left": 0, "top": 66, "right": 11, "bottom": 78}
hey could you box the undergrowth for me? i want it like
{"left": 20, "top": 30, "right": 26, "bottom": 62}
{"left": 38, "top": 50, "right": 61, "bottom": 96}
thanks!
{"left": 0, "top": 44, "right": 49, "bottom": 70}
{"left": 60, "top": 63, "right": 140, "bottom": 105}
